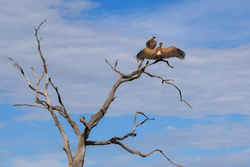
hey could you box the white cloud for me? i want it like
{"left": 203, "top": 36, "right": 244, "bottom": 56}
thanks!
{"left": 104, "top": 155, "right": 136, "bottom": 167}
{"left": 180, "top": 149, "right": 250, "bottom": 167}
{"left": 97, "top": 0, "right": 250, "bottom": 46}
{"left": 139, "top": 148, "right": 250, "bottom": 167}
{"left": 136, "top": 121, "right": 250, "bottom": 150}
{"left": 11, "top": 153, "right": 67, "bottom": 167}
{"left": 166, "top": 126, "right": 176, "bottom": 131}
{"left": 60, "top": 0, "right": 100, "bottom": 18}
{"left": 0, "top": 123, "right": 4, "bottom": 128}
{"left": 15, "top": 110, "right": 52, "bottom": 121}
{"left": 3, "top": 33, "right": 250, "bottom": 118}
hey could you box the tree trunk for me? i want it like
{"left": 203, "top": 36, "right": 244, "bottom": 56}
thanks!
{"left": 72, "top": 139, "right": 86, "bottom": 167}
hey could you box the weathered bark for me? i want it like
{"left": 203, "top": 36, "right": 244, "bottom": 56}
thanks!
{"left": 9, "top": 20, "right": 191, "bottom": 167}
{"left": 72, "top": 139, "right": 86, "bottom": 167}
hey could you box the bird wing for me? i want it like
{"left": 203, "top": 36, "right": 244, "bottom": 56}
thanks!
{"left": 136, "top": 47, "right": 158, "bottom": 60}
{"left": 161, "top": 46, "right": 185, "bottom": 60}
{"left": 146, "top": 39, "right": 157, "bottom": 49}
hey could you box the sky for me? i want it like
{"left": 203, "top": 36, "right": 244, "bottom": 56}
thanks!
{"left": 0, "top": 0, "right": 250, "bottom": 166}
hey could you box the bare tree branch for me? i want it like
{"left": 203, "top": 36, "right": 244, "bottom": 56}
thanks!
{"left": 105, "top": 57, "right": 192, "bottom": 109}
{"left": 80, "top": 116, "right": 91, "bottom": 129}
{"left": 86, "top": 111, "right": 182, "bottom": 167}
{"left": 31, "top": 67, "right": 44, "bottom": 81}
{"left": 87, "top": 111, "right": 153, "bottom": 144}
{"left": 49, "top": 78, "right": 65, "bottom": 111}
{"left": 141, "top": 66, "right": 192, "bottom": 109}
{"left": 161, "top": 59, "right": 174, "bottom": 68}
{"left": 8, "top": 57, "right": 44, "bottom": 96}
{"left": 14, "top": 103, "right": 46, "bottom": 109}
{"left": 49, "top": 78, "right": 82, "bottom": 138}
{"left": 114, "top": 141, "right": 183, "bottom": 167}
{"left": 90, "top": 57, "right": 191, "bottom": 138}
{"left": 151, "top": 59, "right": 175, "bottom": 68}
{"left": 105, "top": 58, "right": 124, "bottom": 76}
{"left": 132, "top": 111, "right": 155, "bottom": 133}
{"left": 86, "top": 139, "right": 182, "bottom": 167}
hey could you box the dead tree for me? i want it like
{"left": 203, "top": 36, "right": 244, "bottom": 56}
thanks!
{"left": 9, "top": 20, "right": 191, "bottom": 167}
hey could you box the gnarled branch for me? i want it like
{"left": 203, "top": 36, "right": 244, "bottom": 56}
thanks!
{"left": 86, "top": 111, "right": 154, "bottom": 143}
{"left": 105, "top": 58, "right": 191, "bottom": 108}
{"left": 86, "top": 111, "right": 182, "bottom": 167}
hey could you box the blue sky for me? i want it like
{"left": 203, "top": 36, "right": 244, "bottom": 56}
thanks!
{"left": 0, "top": 0, "right": 250, "bottom": 167}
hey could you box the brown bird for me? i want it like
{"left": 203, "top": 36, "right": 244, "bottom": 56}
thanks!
{"left": 136, "top": 42, "right": 185, "bottom": 60}
{"left": 146, "top": 36, "right": 157, "bottom": 49}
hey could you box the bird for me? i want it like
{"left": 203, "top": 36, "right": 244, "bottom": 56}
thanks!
{"left": 146, "top": 36, "right": 157, "bottom": 49}
{"left": 136, "top": 42, "right": 185, "bottom": 60}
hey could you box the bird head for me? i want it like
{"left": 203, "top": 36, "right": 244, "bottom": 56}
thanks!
{"left": 159, "top": 42, "right": 163, "bottom": 46}
{"left": 152, "top": 36, "right": 156, "bottom": 39}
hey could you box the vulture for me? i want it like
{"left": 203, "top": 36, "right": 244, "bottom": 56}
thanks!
{"left": 136, "top": 42, "right": 185, "bottom": 60}
{"left": 146, "top": 36, "right": 157, "bottom": 49}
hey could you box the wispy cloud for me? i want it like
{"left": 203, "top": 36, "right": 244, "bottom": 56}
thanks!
{"left": 0, "top": 123, "right": 4, "bottom": 128}
{"left": 130, "top": 117, "right": 250, "bottom": 152}
{"left": 11, "top": 153, "right": 67, "bottom": 167}
{"left": 15, "top": 111, "right": 52, "bottom": 121}
{"left": 59, "top": 0, "right": 100, "bottom": 18}
{"left": 98, "top": 0, "right": 250, "bottom": 48}
{"left": 136, "top": 148, "right": 250, "bottom": 167}
{"left": 180, "top": 148, "right": 250, "bottom": 167}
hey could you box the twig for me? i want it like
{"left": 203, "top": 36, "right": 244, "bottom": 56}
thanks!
{"left": 105, "top": 58, "right": 124, "bottom": 76}
{"left": 132, "top": 111, "right": 155, "bottom": 134}
{"left": 8, "top": 57, "right": 32, "bottom": 87}
{"left": 49, "top": 78, "right": 66, "bottom": 112}
{"left": 14, "top": 104, "right": 46, "bottom": 109}
{"left": 8, "top": 57, "right": 45, "bottom": 96}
